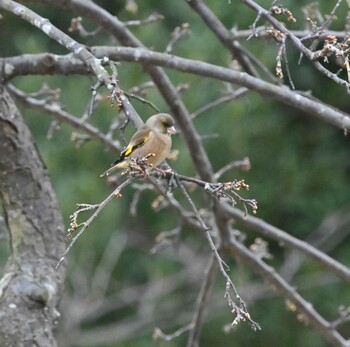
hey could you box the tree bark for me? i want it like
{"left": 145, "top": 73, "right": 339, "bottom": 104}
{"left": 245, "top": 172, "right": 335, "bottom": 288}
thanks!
{"left": 0, "top": 83, "right": 66, "bottom": 347}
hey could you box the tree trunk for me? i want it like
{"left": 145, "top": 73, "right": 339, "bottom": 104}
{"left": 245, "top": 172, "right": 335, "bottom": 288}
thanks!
{"left": 0, "top": 83, "right": 66, "bottom": 347}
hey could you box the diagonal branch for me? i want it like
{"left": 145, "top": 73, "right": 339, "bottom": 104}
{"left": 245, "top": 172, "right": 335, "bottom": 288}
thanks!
{"left": 187, "top": 0, "right": 258, "bottom": 77}
{"left": 174, "top": 174, "right": 260, "bottom": 331}
{"left": 0, "top": 0, "right": 110, "bottom": 85}
{"left": 55, "top": 177, "right": 133, "bottom": 269}
{"left": 186, "top": 254, "right": 217, "bottom": 347}
{"left": 7, "top": 84, "right": 121, "bottom": 153}
{"left": 225, "top": 238, "right": 349, "bottom": 347}
{"left": 222, "top": 204, "right": 350, "bottom": 284}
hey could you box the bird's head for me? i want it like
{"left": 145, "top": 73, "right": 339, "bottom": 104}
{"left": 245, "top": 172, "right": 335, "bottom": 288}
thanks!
{"left": 147, "top": 113, "right": 176, "bottom": 135}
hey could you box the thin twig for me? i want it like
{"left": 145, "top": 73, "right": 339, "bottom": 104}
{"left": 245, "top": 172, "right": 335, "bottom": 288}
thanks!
{"left": 225, "top": 237, "right": 347, "bottom": 347}
{"left": 174, "top": 173, "right": 257, "bottom": 218}
{"left": 88, "top": 80, "right": 103, "bottom": 118}
{"left": 247, "top": 12, "right": 262, "bottom": 39}
{"left": 128, "top": 81, "right": 156, "bottom": 95}
{"left": 283, "top": 44, "right": 295, "bottom": 90}
{"left": 186, "top": 254, "right": 217, "bottom": 347}
{"left": 232, "top": 27, "right": 350, "bottom": 41}
{"left": 153, "top": 324, "right": 194, "bottom": 342}
{"left": 69, "top": 16, "right": 101, "bottom": 38}
{"left": 242, "top": 0, "right": 350, "bottom": 91}
{"left": 165, "top": 23, "right": 191, "bottom": 54}
{"left": 8, "top": 84, "right": 121, "bottom": 152}
{"left": 123, "top": 91, "right": 160, "bottom": 112}
{"left": 125, "top": 12, "right": 164, "bottom": 27}
{"left": 55, "top": 177, "right": 133, "bottom": 269}
{"left": 214, "top": 157, "right": 251, "bottom": 180}
{"left": 174, "top": 174, "right": 260, "bottom": 330}
{"left": 190, "top": 88, "right": 248, "bottom": 119}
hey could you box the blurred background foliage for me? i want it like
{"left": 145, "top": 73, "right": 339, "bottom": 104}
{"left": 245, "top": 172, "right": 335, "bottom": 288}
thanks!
{"left": 1, "top": 0, "right": 350, "bottom": 346}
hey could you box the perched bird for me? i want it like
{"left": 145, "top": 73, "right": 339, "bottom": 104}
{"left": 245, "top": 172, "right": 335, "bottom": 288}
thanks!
{"left": 101, "top": 113, "right": 176, "bottom": 177}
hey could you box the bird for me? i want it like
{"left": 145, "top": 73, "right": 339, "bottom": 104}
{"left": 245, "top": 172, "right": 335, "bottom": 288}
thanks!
{"left": 100, "top": 113, "right": 176, "bottom": 177}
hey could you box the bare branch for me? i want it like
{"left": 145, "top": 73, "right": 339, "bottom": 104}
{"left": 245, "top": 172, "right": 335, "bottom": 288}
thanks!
{"left": 186, "top": 255, "right": 216, "bottom": 347}
{"left": 69, "top": 16, "right": 101, "bottom": 38}
{"left": 241, "top": 0, "right": 350, "bottom": 91}
{"left": 222, "top": 204, "right": 350, "bottom": 284}
{"left": 125, "top": 12, "right": 164, "bottom": 27}
{"left": 153, "top": 324, "right": 194, "bottom": 342}
{"left": 93, "top": 46, "right": 350, "bottom": 130}
{"left": 123, "top": 91, "right": 160, "bottom": 112}
{"left": 0, "top": 0, "right": 110, "bottom": 85}
{"left": 3, "top": 1, "right": 349, "bottom": 345}
{"left": 165, "top": 23, "right": 191, "bottom": 54}
{"left": 225, "top": 238, "right": 348, "bottom": 347}
{"left": 3, "top": 49, "right": 350, "bottom": 131}
{"left": 55, "top": 177, "right": 133, "bottom": 269}
{"left": 174, "top": 174, "right": 260, "bottom": 330}
{"left": 8, "top": 84, "right": 121, "bottom": 153}
{"left": 187, "top": 0, "right": 259, "bottom": 76}
{"left": 280, "top": 207, "right": 350, "bottom": 281}
{"left": 214, "top": 157, "right": 251, "bottom": 180}
{"left": 232, "top": 27, "right": 350, "bottom": 41}
{"left": 190, "top": 88, "right": 248, "bottom": 119}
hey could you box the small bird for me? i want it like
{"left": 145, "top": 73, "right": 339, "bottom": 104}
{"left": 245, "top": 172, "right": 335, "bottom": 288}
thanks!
{"left": 101, "top": 113, "right": 176, "bottom": 177}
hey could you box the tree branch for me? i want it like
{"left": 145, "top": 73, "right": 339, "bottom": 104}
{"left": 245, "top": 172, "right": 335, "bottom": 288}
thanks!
{"left": 187, "top": 0, "right": 258, "bottom": 77}
{"left": 3, "top": 47, "right": 350, "bottom": 131}
{"left": 241, "top": 0, "right": 350, "bottom": 91}
{"left": 222, "top": 204, "right": 350, "bottom": 284}
{"left": 225, "top": 238, "right": 348, "bottom": 347}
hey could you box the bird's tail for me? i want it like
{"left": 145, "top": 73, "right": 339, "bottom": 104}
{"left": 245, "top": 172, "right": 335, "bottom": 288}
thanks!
{"left": 100, "top": 159, "right": 129, "bottom": 177}
{"left": 100, "top": 164, "right": 118, "bottom": 177}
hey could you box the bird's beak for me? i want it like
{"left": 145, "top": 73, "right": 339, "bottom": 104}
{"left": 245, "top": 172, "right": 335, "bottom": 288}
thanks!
{"left": 167, "top": 126, "right": 177, "bottom": 135}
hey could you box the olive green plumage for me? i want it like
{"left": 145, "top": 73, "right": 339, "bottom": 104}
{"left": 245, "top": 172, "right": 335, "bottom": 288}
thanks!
{"left": 101, "top": 113, "right": 176, "bottom": 177}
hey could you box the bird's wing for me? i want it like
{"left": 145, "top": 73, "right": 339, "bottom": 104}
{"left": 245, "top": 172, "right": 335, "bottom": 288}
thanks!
{"left": 112, "top": 127, "right": 151, "bottom": 165}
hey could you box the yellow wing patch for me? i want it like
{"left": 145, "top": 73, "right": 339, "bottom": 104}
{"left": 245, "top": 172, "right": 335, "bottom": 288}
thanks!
{"left": 124, "top": 145, "right": 134, "bottom": 156}
{"left": 124, "top": 134, "right": 150, "bottom": 157}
